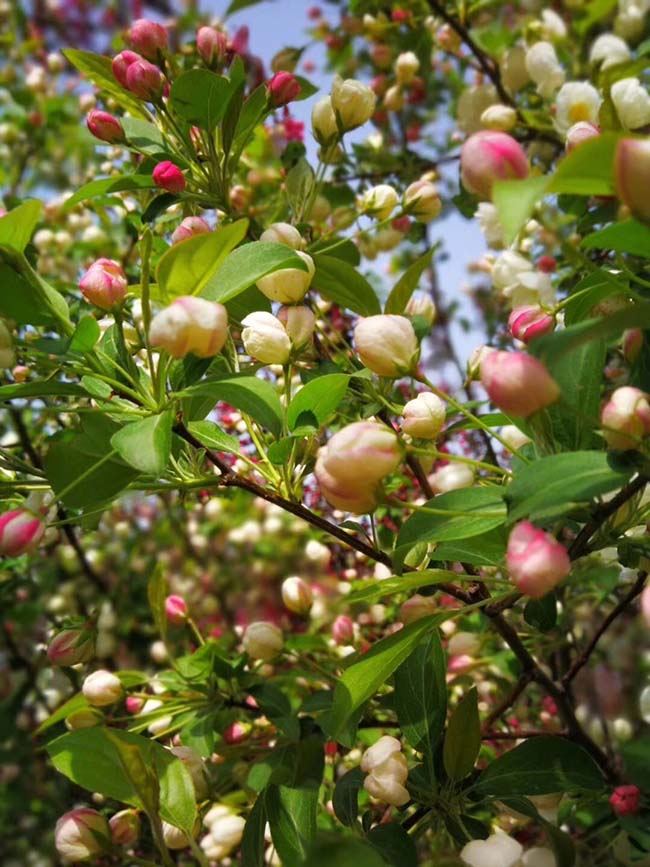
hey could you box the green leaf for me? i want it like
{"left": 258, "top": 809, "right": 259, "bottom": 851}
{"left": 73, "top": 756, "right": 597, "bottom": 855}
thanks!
{"left": 111, "top": 411, "right": 173, "bottom": 476}
{"left": 492, "top": 176, "right": 550, "bottom": 245}
{"left": 325, "top": 615, "right": 443, "bottom": 745}
{"left": 63, "top": 174, "right": 158, "bottom": 210}
{"left": 69, "top": 316, "right": 101, "bottom": 353}
{"left": 562, "top": 271, "right": 625, "bottom": 327}
{"left": 581, "top": 219, "right": 650, "bottom": 257}
{"left": 231, "top": 84, "right": 268, "bottom": 159}
{"left": 169, "top": 70, "right": 233, "bottom": 130}
{"left": 201, "top": 242, "right": 309, "bottom": 307}
{"left": 227, "top": 0, "right": 265, "bottom": 12}
{"left": 287, "top": 374, "right": 349, "bottom": 430}
{"left": 443, "top": 687, "right": 480, "bottom": 781}
{"left": 303, "top": 835, "right": 387, "bottom": 867}
{"left": 0, "top": 381, "right": 85, "bottom": 401}
{"left": 621, "top": 736, "right": 650, "bottom": 788}
{"left": 186, "top": 420, "right": 240, "bottom": 455}
{"left": 394, "top": 630, "right": 446, "bottom": 755}
{"left": 545, "top": 337, "right": 605, "bottom": 451}
{"left": 473, "top": 736, "right": 604, "bottom": 795}
{"left": 286, "top": 157, "right": 315, "bottom": 218}
{"left": 367, "top": 823, "right": 418, "bottom": 867}
{"left": 346, "top": 568, "right": 463, "bottom": 605}
{"left": 179, "top": 374, "right": 283, "bottom": 436}
{"left": 266, "top": 785, "right": 318, "bottom": 867}
{"left": 147, "top": 565, "right": 167, "bottom": 643}
{"left": 0, "top": 247, "right": 70, "bottom": 331}
{"left": 104, "top": 728, "right": 160, "bottom": 817}
{"left": 156, "top": 220, "right": 249, "bottom": 300}
{"left": 505, "top": 451, "right": 633, "bottom": 522}
{"left": 312, "top": 255, "right": 381, "bottom": 316}
{"left": 332, "top": 767, "right": 364, "bottom": 827}
{"left": 430, "top": 528, "right": 507, "bottom": 568}
{"left": 121, "top": 117, "right": 169, "bottom": 158}
{"left": 0, "top": 200, "right": 43, "bottom": 252}
{"left": 384, "top": 247, "right": 435, "bottom": 314}
{"left": 241, "top": 794, "right": 267, "bottom": 867}
{"left": 63, "top": 49, "right": 148, "bottom": 118}
{"left": 524, "top": 594, "right": 557, "bottom": 631}
{"left": 548, "top": 133, "right": 621, "bottom": 196}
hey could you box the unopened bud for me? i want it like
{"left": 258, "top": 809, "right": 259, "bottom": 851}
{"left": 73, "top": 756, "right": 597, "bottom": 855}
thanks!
{"left": 165, "top": 595, "right": 188, "bottom": 626}
{"left": 281, "top": 576, "right": 313, "bottom": 615}
{"left": 153, "top": 160, "right": 186, "bottom": 193}
{"left": 332, "top": 614, "right": 354, "bottom": 645}
{"left": 331, "top": 75, "right": 376, "bottom": 131}
{"left": 86, "top": 110, "right": 124, "bottom": 143}
{"left": 260, "top": 222, "right": 304, "bottom": 249}
{"left": 82, "top": 670, "right": 124, "bottom": 707}
{"left": 128, "top": 19, "right": 168, "bottom": 61}
{"left": 460, "top": 130, "right": 529, "bottom": 200}
{"left": 55, "top": 809, "right": 110, "bottom": 862}
{"left": 79, "top": 258, "right": 127, "bottom": 310}
{"left": 243, "top": 621, "right": 283, "bottom": 661}
{"left": 480, "top": 350, "right": 560, "bottom": 416}
{"left": 0, "top": 507, "right": 46, "bottom": 556}
{"left": 109, "top": 809, "right": 141, "bottom": 847}
{"left": 402, "top": 392, "right": 445, "bottom": 439}
{"left": 197, "top": 27, "right": 227, "bottom": 67}
{"left": 256, "top": 250, "right": 314, "bottom": 304}
{"left": 508, "top": 305, "right": 555, "bottom": 343}
{"left": 506, "top": 521, "right": 570, "bottom": 598}
{"left": 601, "top": 386, "right": 650, "bottom": 449}
{"left": 150, "top": 297, "right": 229, "bottom": 359}
{"left": 267, "top": 71, "right": 301, "bottom": 107}
{"left": 171, "top": 216, "right": 211, "bottom": 245}
{"left": 610, "top": 784, "right": 640, "bottom": 816}
{"left": 241, "top": 312, "right": 291, "bottom": 364}
{"left": 47, "top": 625, "right": 96, "bottom": 666}
{"left": 403, "top": 179, "right": 441, "bottom": 222}
{"left": 615, "top": 138, "right": 650, "bottom": 225}
{"left": 354, "top": 314, "right": 419, "bottom": 377}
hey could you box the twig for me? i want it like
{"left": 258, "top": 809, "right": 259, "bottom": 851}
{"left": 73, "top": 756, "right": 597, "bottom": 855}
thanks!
{"left": 482, "top": 672, "right": 532, "bottom": 731}
{"left": 568, "top": 475, "right": 648, "bottom": 560}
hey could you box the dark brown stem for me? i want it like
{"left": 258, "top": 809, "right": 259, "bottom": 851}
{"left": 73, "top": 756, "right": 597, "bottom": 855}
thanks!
{"left": 483, "top": 729, "right": 567, "bottom": 740}
{"left": 482, "top": 672, "right": 532, "bottom": 731}
{"left": 568, "top": 475, "right": 648, "bottom": 560}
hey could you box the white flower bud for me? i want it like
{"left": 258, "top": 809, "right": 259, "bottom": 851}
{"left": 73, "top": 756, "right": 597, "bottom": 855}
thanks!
{"left": 82, "top": 670, "right": 123, "bottom": 707}
{"left": 461, "top": 832, "right": 523, "bottom": 867}
{"left": 589, "top": 33, "right": 630, "bottom": 69}
{"left": 277, "top": 306, "right": 315, "bottom": 348}
{"left": 611, "top": 77, "right": 650, "bottom": 130}
{"left": 256, "top": 250, "right": 315, "bottom": 304}
{"left": 331, "top": 75, "right": 376, "bottom": 130}
{"left": 260, "top": 222, "right": 304, "bottom": 249}
{"left": 525, "top": 41, "right": 565, "bottom": 99}
{"left": 281, "top": 576, "right": 314, "bottom": 615}
{"left": 243, "top": 621, "right": 283, "bottom": 661}
{"left": 481, "top": 104, "right": 517, "bottom": 131}
{"left": 241, "top": 312, "right": 291, "bottom": 364}
{"left": 359, "top": 184, "right": 399, "bottom": 220}
{"left": 354, "top": 314, "right": 419, "bottom": 377}
{"left": 428, "top": 463, "right": 474, "bottom": 493}
{"left": 395, "top": 51, "right": 420, "bottom": 84}
{"left": 402, "top": 392, "right": 446, "bottom": 439}
{"left": 149, "top": 297, "right": 229, "bottom": 359}
{"left": 311, "top": 96, "right": 338, "bottom": 144}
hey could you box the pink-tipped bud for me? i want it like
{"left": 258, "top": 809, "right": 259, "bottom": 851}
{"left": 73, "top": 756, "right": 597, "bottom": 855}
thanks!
{"left": 0, "top": 508, "right": 45, "bottom": 556}
{"left": 112, "top": 50, "right": 140, "bottom": 87}
{"left": 149, "top": 296, "right": 229, "bottom": 359}
{"left": 480, "top": 350, "right": 560, "bottom": 417}
{"left": 171, "top": 216, "right": 211, "bottom": 245}
{"left": 125, "top": 58, "right": 165, "bottom": 100}
{"left": 267, "top": 71, "right": 301, "bottom": 107}
{"left": 86, "top": 109, "right": 124, "bottom": 144}
{"left": 506, "top": 521, "right": 571, "bottom": 598}
{"left": 126, "top": 695, "right": 144, "bottom": 714}
{"left": 153, "top": 160, "right": 186, "bottom": 193}
{"left": 223, "top": 721, "right": 251, "bottom": 744}
{"left": 128, "top": 18, "right": 168, "bottom": 61}
{"left": 623, "top": 329, "right": 644, "bottom": 364}
{"left": 610, "top": 785, "right": 641, "bottom": 816}
{"left": 508, "top": 306, "right": 555, "bottom": 343}
{"left": 165, "top": 594, "right": 188, "bottom": 626}
{"left": 332, "top": 614, "right": 354, "bottom": 645}
{"left": 47, "top": 624, "right": 96, "bottom": 666}
{"left": 281, "top": 576, "right": 313, "bottom": 615}
{"left": 79, "top": 258, "right": 127, "bottom": 310}
{"left": 601, "top": 386, "right": 650, "bottom": 449}
{"left": 615, "top": 138, "right": 650, "bottom": 225}
{"left": 197, "top": 26, "right": 228, "bottom": 67}
{"left": 55, "top": 809, "right": 110, "bottom": 862}
{"left": 460, "top": 130, "right": 529, "bottom": 200}
{"left": 565, "top": 121, "right": 599, "bottom": 152}
{"left": 109, "top": 809, "right": 141, "bottom": 847}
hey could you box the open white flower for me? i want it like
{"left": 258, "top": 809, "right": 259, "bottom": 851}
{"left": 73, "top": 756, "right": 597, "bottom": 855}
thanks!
{"left": 611, "top": 77, "right": 650, "bottom": 129}
{"left": 540, "top": 9, "right": 567, "bottom": 40}
{"left": 475, "top": 202, "right": 505, "bottom": 248}
{"left": 525, "top": 42, "right": 565, "bottom": 99}
{"left": 589, "top": 33, "right": 630, "bottom": 69}
{"left": 461, "top": 832, "right": 523, "bottom": 867}
{"left": 554, "top": 81, "right": 602, "bottom": 134}
{"left": 491, "top": 251, "right": 555, "bottom": 308}
{"left": 457, "top": 84, "right": 499, "bottom": 134}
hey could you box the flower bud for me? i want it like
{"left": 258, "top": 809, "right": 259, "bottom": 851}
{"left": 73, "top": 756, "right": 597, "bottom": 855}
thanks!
{"left": 611, "top": 77, "right": 650, "bottom": 130}
{"left": 395, "top": 51, "right": 419, "bottom": 85}
{"left": 165, "top": 594, "right": 188, "bottom": 626}
{"left": 79, "top": 258, "right": 127, "bottom": 310}
{"left": 448, "top": 631, "right": 480, "bottom": 657}
{"left": 0, "top": 507, "right": 45, "bottom": 556}
{"left": 400, "top": 593, "right": 438, "bottom": 624}
{"left": 461, "top": 833, "right": 523, "bottom": 867}
{"left": 0, "top": 320, "right": 14, "bottom": 368}
{"left": 405, "top": 292, "right": 436, "bottom": 324}
{"left": 332, "top": 614, "right": 354, "bottom": 645}
{"left": 260, "top": 222, "right": 304, "bottom": 249}
{"left": 402, "top": 392, "right": 445, "bottom": 439}
{"left": 171, "top": 216, "right": 211, "bottom": 245}
{"left": 256, "top": 250, "right": 315, "bottom": 304}
{"left": 129, "top": 18, "right": 168, "bottom": 60}
{"left": 506, "top": 521, "right": 571, "bottom": 598}
{"left": 109, "top": 810, "right": 141, "bottom": 847}
{"left": 223, "top": 721, "right": 251, "bottom": 744}
{"left": 267, "top": 71, "right": 301, "bottom": 107}
{"left": 615, "top": 138, "right": 650, "bottom": 225}
{"left": 403, "top": 179, "right": 442, "bottom": 222}
{"left": 361, "top": 737, "right": 409, "bottom": 807}
{"left": 428, "top": 463, "right": 475, "bottom": 493}
{"left": 243, "top": 621, "right": 283, "bottom": 660}
{"left": 460, "top": 130, "right": 529, "bottom": 200}
{"left": 361, "top": 736, "right": 402, "bottom": 772}
{"left": 197, "top": 26, "right": 228, "bottom": 67}
{"left": 47, "top": 624, "right": 95, "bottom": 666}
{"left": 565, "top": 120, "right": 599, "bottom": 152}
{"left": 65, "top": 707, "right": 104, "bottom": 730}
{"left": 86, "top": 109, "right": 124, "bottom": 144}
{"left": 241, "top": 311, "right": 291, "bottom": 364}
{"left": 125, "top": 57, "right": 165, "bottom": 100}
{"left": 525, "top": 41, "right": 565, "bottom": 99}
{"left": 150, "top": 297, "right": 229, "bottom": 359}
{"left": 55, "top": 809, "right": 110, "bottom": 862}
{"left": 500, "top": 425, "right": 531, "bottom": 452}
{"left": 153, "top": 160, "right": 186, "bottom": 193}
{"left": 277, "top": 306, "right": 315, "bottom": 348}
{"left": 170, "top": 746, "right": 208, "bottom": 799}
{"left": 203, "top": 809, "right": 246, "bottom": 858}
{"left": 610, "top": 784, "right": 640, "bottom": 816}
{"left": 281, "top": 576, "right": 313, "bottom": 615}
{"left": 467, "top": 344, "right": 496, "bottom": 380}
{"left": 508, "top": 305, "right": 555, "bottom": 343}
{"left": 480, "top": 350, "right": 560, "bottom": 416}
{"left": 82, "top": 669, "right": 124, "bottom": 706}
{"left": 112, "top": 50, "right": 140, "bottom": 87}
{"left": 162, "top": 822, "right": 192, "bottom": 850}
{"left": 359, "top": 184, "right": 399, "bottom": 220}
{"left": 354, "top": 314, "right": 419, "bottom": 377}
{"left": 383, "top": 85, "right": 404, "bottom": 112}
{"left": 601, "top": 386, "right": 650, "bottom": 449}
{"left": 312, "top": 96, "right": 339, "bottom": 144}
{"left": 331, "top": 75, "right": 377, "bottom": 131}
{"left": 481, "top": 104, "right": 518, "bottom": 132}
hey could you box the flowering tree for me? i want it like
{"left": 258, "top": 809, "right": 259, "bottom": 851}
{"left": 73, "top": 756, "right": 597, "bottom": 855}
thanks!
{"left": 4, "top": 1, "right": 650, "bottom": 865}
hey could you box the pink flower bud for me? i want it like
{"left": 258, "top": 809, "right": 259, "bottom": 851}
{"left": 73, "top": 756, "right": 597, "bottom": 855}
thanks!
{"left": 112, "top": 50, "right": 140, "bottom": 87}
{"left": 332, "top": 614, "right": 354, "bottom": 645}
{"left": 242, "top": 621, "right": 283, "bottom": 660}
{"left": 125, "top": 58, "right": 165, "bottom": 100}
{"left": 109, "top": 809, "right": 141, "bottom": 847}
{"left": 128, "top": 18, "right": 168, "bottom": 61}
{"left": 126, "top": 695, "right": 144, "bottom": 714}
{"left": 165, "top": 594, "right": 188, "bottom": 626}
{"left": 79, "top": 258, "right": 127, "bottom": 310}
{"left": 153, "top": 160, "right": 186, "bottom": 193}
{"left": 47, "top": 624, "right": 96, "bottom": 666}
{"left": 223, "top": 721, "right": 251, "bottom": 744}
{"left": 508, "top": 306, "right": 555, "bottom": 343}
{"left": 281, "top": 576, "right": 313, "bottom": 615}
{"left": 86, "top": 109, "right": 124, "bottom": 144}
{"left": 197, "top": 26, "right": 228, "bottom": 67}
{"left": 610, "top": 784, "right": 640, "bottom": 816}
{"left": 402, "top": 392, "right": 446, "bottom": 439}
{"left": 623, "top": 328, "right": 644, "bottom": 364}
{"left": 400, "top": 594, "right": 438, "bottom": 624}
{"left": 171, "top": 216, "right": 211, "bottom": 245}
{"left": 354, "top": 314, "right": 419, "bottom": 377}
{"left": 0, "top": 508, "right": 45, "bottom": 556}
{"left": 150, "top": 296, "right": 229, "bottom": 359}
{"left": 460, "top": 130, "right": 529, "bottom": 200}
{"left": 82, "top": 669, "right": 124, "bottom": 706}
{"left": 267, "top": 71, "right": 301, "bottom": 107}
{"left": 506, "top": 521, "right": 571, "bottom": 598}
{"left": 601, "top": 386, "right": 650, "bottom": 449}
{"left": 565, "top": 121, "right": 599, "bottom": 152}
{"left": 480, "top": 350, "right": 560, "bottom": 417}
{"left": 615, "top": 138, "right": 650, "bottom": 224}
{"left": 55, "top": 809, "right": 110, "bottom": 862}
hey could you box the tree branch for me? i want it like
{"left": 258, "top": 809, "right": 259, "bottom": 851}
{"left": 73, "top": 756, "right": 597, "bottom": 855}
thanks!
{"left": 568, "top": 475, "right": 648, "bottom": 560}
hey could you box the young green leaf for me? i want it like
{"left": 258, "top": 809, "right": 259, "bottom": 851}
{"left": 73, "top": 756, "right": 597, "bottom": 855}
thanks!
{"left": 443, "top": 687, "right": 481, "bottom": 781}
{"left": 287, "top": 374, "right": 349, "bottom": 430}
{"left": 111, "top": 411, "right": 173, "bottom": 477}
{"left": 312, "top": 255, "right": 381, "bottom": 316}
{"left": 394, "top": 630, "right": 447, "bottom": 755}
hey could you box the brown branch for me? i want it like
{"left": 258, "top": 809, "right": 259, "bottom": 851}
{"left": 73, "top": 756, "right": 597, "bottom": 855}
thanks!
{"left": 569, "top": 475, "right": 648, "bottom": 561}
{"left": 482, "top": 672, "right": 532, "bottom": 731}
{"left": 482, "top": 729, "right": 566, "bottom": 740}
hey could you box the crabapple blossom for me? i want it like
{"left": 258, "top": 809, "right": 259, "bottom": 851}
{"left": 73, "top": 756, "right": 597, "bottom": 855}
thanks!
{"left": 55, "top": 809, "right": 110, "bottom": 862}
{"left": 149, "top": 297, "right": 229, "bottom": 359}
{"left": 243, "top": 621, "right": 283, "bottom": 660}
{"left": 255, "top": 250, "right": 315, "bottom": 303}
{"left": 460, "top": 131, "right": 529, "bottom": 200}
{"left": 330, "top": 75, "right": 377, "bottom": 130}
{"left": 401, "top": 392, "right": 446, "bottom": 439}
{"left": 82, "top": 670, "right": 124, "bottom": 706}
{"left": 506, "top": 521, "right": 571, "bottom": 598}
{"left": 354, "top": 314, "right": 419, "bottom": 376}
{"left": 601, "top": 386, "right": 650, "bottom": 449}
{"left": 615, "top": 138, "right": 650, "bottom": 224}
